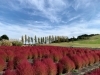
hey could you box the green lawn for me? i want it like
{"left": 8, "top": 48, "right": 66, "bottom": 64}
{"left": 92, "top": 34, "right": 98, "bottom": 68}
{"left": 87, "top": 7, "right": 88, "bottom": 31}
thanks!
{"left": 48, "top": 42, "right": 100, "bottom": 48}
{"left": 46, "top": 35, "right": 100, "bottom": 48}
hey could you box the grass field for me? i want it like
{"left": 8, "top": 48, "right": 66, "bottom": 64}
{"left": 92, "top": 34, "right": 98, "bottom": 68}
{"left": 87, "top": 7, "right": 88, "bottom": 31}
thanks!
{"left": 48, "top": 35, "right": 100, "bottom": 48}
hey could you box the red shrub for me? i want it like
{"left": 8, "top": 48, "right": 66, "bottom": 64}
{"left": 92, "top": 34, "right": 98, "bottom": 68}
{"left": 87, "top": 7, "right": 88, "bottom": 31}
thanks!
{"left": 33, "top": 60, "right": 47, "bottom": 75}
{"left": 16, "top": 60, "right": 33, "bottom": 75}
{"left": 59, "top": 56, "right": 75, "bottom": 73}
{"left": 42, "top": 58, "right": 57, "bottom": 75}
{"left": 81, "top": 55, "right": 89, "bottom": 67}
{"left": 56, "top": 63, "right": 63, "bottom": 75}
{"left": 0, "top": 50, "right": 7, "bottom": 61}
{"left": 0, "top": 57, "right": 5, "bottom": 72}
{"left": 13, "top": 54, "right": 27, "bottom": 67}
{"left": 69, "top": 55, "right": 83, "bottom": 69}
{"left": 86, "top": 53, "right": 95, "bottom": 65}
{"left": 7, "top": 61, "right": 14, "bottom": 70}
{"left": 6, "top": 50, "right": 14, "bottom": 61}
{"left": 31, "top": 49, "right": 38, "bottom": 59}
{"left": 92, "top": 53, "right": 99, "bottom": 63}
{"left": 3, "top": 69, "right": 17, "bottom": 75}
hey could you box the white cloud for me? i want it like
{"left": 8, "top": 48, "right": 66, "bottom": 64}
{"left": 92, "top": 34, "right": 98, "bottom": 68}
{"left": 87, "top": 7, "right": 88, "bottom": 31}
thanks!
{"left": 72, "top": 0, "right": 96, "bottom": 11}
{"left": 1, "top": 0, "right": 100, "bottom": 39}
{"left": 7, "top": 0, "right": 68, "bottom": 23}
{"left": 1, "top": 16, "right": 100, "bottom": 39}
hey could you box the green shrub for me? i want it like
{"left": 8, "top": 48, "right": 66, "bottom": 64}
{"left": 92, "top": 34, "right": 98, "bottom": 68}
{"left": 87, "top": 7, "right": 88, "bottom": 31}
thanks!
{"left": 0, "top": 41, "right": 2, "bottom": 46}
{"left": 12, "top": 41, "right": 23, "bottom": 46}
{"left": 1, "top": 40, "right": 12, "bottom": 46}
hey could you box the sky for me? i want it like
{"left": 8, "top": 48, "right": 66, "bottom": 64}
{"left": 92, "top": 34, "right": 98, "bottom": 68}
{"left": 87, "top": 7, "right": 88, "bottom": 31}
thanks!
{"left": 0, "top": 0, "right": 100, "bottom": 39}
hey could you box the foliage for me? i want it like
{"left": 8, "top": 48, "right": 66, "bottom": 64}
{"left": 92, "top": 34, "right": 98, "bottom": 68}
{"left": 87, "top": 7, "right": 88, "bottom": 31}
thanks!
{"left": 0, "top": 34, "right": 9, "bottom": 40}
{"left": 12, "top": 41, "right": 23, "bottom": 46}
{"left": 59, "top": 56, "right": 75, "bottom": 73}
{"left": 42, "top": 58, "right": 57, "bottom": 75}
{"left": 1, "top": 40, "right": 12, "bottom": 46}
{"left": 0, "top": 50, "right": 7, "bottom": 61}
{"left": 16, "top": 60, "right": 33, "bottom": 75}
{"left": 33, "top": 60, "right": 47, "bottom": 75}
{"left": 0, "top": 41, "right": 2, "bottom": 46}
{"left": 7, "top": 61, "right": 14, "bottom": 70}
{"left": 0, "top": 57, "right": 5, "bottom": 72}
{"left": 3, "top": 69, "right": 17, "bottom": 75}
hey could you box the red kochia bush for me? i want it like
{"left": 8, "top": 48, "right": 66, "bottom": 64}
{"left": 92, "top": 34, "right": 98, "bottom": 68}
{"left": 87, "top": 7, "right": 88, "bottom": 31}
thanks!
{"left": 59, "top": 56, "right": 75, "bottom": 73}
{"left": 0, "top": 50, "right": 7, "bottom": 61}
{"left": 31, "top": 49, "right": 38, "bottom": 59}
{"left": 56, "top": 63, "right": 63, "bottom": 75}
{"left": 86, "top": 53, "right": 95, "bottom": 65}
{"left": 42, "top": 58, "right": 57, "bottom": 75}
{"left": 16, "top": 60, "right": 33, "bottom": 75}
{"left": 3, "top": 69, "right": 17, "bottom": 75}
{"left": 7, "top": 61, "right": 14, "bottom": 70}
{"left": 33, "top": 60, "right": 47, "bottom": 75}
{"left": 6, "top": 50, "right": 14, "bottom": 61}
{"left": 69, "top": 55, "right": 83, "bottom": 69}
{"left": 92, "top": 53, "right": 99, "bottom": 63}
{"left": 0, "top": 57, "right": 5, "bottom": 72}
{"left": 13, "top": 54, "right": 27, "bottom": 67}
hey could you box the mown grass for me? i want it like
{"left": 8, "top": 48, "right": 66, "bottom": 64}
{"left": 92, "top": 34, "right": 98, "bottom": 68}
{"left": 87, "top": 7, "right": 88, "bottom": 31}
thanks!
{"left": 49, "top": 42, "right": 100, "bottom": 48}
{"left": 48, "top": 35, "right": 100, "bottom": 48}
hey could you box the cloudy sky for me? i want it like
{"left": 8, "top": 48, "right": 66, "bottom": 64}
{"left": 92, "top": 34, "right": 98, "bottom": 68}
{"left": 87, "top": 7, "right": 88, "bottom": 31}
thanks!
{"left": 0, "top": 0, "right": 100, "bottom": 39}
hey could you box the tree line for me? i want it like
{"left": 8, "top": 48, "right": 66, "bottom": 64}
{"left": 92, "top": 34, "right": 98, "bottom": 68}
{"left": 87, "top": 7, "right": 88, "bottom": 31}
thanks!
{"left": 21, "top": 35, "right": 68, "bottom": 45}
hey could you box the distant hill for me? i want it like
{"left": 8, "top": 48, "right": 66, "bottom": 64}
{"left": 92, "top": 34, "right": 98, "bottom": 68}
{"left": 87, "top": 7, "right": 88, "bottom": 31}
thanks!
{"left": 76, "top": 34, "right": 100, "bottom": 44}
{"left": 48, "top": 34, "right": 100, "bottom": 48}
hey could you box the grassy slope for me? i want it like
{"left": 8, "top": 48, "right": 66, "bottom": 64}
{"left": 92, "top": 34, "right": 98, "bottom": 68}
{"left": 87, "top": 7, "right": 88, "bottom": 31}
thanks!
{"left": 48, "top": 35, "right": 100, "bottom": 48}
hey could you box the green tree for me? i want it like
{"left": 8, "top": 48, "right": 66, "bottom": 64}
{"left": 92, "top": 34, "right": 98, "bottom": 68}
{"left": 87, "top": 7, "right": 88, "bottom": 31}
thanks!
{"left": 21, "top": 35, "right": 24, "bottom": 44}
{"left": 38, "top": 37, "right": 40, "bottom": 44}
{"left": 1, "top": 34, "right": 9, "bottom": 40}
{"left": 25, "top": 34, "right": 27, "bottom": 45}
{"left": 0, "top": 37, "right": 2, "bottom": 41}
{"left": 28, "top": 36, "right": 31, "bottom": 44}
{"left": 31, "top": 37, "right": 33, "bottom": 45}
{"left": 44, "top": 37, "right": 47, "bottom": 44}
{"left": 42, "top": 37, "right": 44, "bottom": 44}
{"left": 41, "top": 37, "right": 43, "bottom": 44}
{"left": 49, "top": 35, "right": 51, "bottom": 44}
{"left": 51, "top": 35, "right": 54, "bottom": 42}
{"left": 34, "top": 35, "right": 37, "bottom": 44}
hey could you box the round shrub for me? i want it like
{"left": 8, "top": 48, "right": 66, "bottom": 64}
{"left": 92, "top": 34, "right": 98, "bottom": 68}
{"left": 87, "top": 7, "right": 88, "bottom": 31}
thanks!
{"left": 12, "top": 41, "right": 23, "bottom": 46}
{"left": 16, "top": 60, "right": 33, "bottom": 75}
{"left": 59, "top": 56, "right": 75, "bottom": 73}
{"left": 0, "top": 57, "right": 5, "bottom": 72}
{"left": 33, "top": 60, "right": 47, "bottom": 75}
{"left": 42, "top": 58, "right": 57, "bottom": 75}
{"left": 7, "top": 61, "right": 14, "bottom": 70}
{"left": 3, "top": 69, "right": 17, "bottom": 75}
{"left": 0, "top": 50, "right": 7, "bottom": 61}
{"left": 6, "top": 50, "right": 14, "bottom": 61}
{"left": 69, "top": 55, "right": 83, "bottom": 69}
{"left": 1, "top": 40, "right": 12, "bottom": 46}
{"left": 56, "top": 63, "right": 63, "bottom": 75}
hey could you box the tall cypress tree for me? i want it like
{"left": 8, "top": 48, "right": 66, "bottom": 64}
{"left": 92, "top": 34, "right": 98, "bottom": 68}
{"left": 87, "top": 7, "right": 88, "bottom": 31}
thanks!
{"left": 34, "top": 35, "right": 37, "bottom": 44}
{"left": 21, "top": 35, "right": 24, "bottom": 44}
{"left": 25, "top": 34, "right": 27, "bottom": 45}
{"left": 31, "top": 37, "right": 33, "bottom": 45}
{"left": 38, "top": 37, "right": 40, "bottom": 44}
{"left": 28, "top": 36, "right": 31, "bottom": 45}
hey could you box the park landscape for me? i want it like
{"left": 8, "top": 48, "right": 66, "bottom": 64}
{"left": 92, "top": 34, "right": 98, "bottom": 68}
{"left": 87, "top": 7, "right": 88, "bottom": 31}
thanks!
{"left": 0, "top": 34, "right": 100, "bottom": 75}
{"left": 1, "top": 0, "right": 100, "bottom": 75}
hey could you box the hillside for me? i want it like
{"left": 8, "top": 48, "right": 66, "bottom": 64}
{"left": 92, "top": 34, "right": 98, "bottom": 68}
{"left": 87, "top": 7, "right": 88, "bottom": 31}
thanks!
{"left": 48, "top": 34, "right": 100, "bottom": 48}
